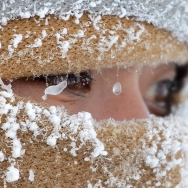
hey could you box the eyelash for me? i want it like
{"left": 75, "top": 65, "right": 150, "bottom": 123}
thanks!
{"left": 36, "top": 71, "right": 93, "bottom": 96}
{"left": 33, "top": 71, "right": 93, "bottom": 84}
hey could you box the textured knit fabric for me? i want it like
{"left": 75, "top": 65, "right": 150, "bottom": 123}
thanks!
{"left": 0, "top": 0, "right": 188, "bottom": 44}
{"left": 0, "top": 1, "right": 188, "bottom": 187}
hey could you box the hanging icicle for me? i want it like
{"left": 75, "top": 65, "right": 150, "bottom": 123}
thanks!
{"left": 112, "top": 82, "right": 122, "bottom": 95}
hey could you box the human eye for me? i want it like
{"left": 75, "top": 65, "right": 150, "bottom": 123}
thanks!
{"left": 144, "top": 79, "right": 179, "bottom": 116}
{"left": 34, "top": 70, "right": 93, "bottom": 97}
{"left": 66, "top": 71, "right": 93, "bottom": 96}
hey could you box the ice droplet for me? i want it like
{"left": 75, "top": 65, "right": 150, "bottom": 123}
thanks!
{"left": 113, "top": 82, "right": 122, "bottom": 95}
{"left": 42, "top": 80, "right": 67, "bottom": 100}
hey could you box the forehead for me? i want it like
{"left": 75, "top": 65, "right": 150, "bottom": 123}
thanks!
{"left": 0, "top": 14, "right": 188, "bottom": 79}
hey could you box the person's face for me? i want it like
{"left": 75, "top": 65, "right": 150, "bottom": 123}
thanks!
{"left": 10, "top": 64, "right": 177, "bottom": 121}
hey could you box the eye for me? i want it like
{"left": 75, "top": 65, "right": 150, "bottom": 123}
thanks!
{"left": 144, "top": 79, "right": 179, "bottom": 116}
{"left": 66, "top": 71, "right": 93, "bottom": 92}
{"left": 35, "top": 71, "right": 93, "bottom": 97}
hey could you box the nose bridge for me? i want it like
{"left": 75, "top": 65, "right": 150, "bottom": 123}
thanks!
{"left": 90, "top": 69, "right": 150, "bottom": 121}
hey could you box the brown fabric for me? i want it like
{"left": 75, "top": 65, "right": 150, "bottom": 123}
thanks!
{"left": 0, "top": 111, "right": 184, "bottom": 187}
{"left": 0, "top": 14, "right": 188, "bottom": 79}
{"left": 0, "top": 89, "right": 187, "bottom": 187}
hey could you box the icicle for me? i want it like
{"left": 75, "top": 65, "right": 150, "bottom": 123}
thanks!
{"left": 112, "top": 67, "right": 122, "bottom": 95}
{"left": 42, "top": 80, "right": 67, "bottom": 100}
{"left": 113, "top": 82, "right": 122, "bottom": 95}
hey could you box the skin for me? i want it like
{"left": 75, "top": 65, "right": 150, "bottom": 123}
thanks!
{"left": 10, "top": 64, "right": 176, "bottom": 121}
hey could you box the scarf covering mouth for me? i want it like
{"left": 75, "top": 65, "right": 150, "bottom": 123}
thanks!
{"left": 0, "top": 84, "right": 188, "bottom": 188}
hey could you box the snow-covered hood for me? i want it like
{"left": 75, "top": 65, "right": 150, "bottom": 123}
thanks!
{"left": 0, "top": 1, "right": 188, "bottom": 79}
{"left": 0, "top": 14, "right": 188, "bottom": 79}
{"left": 0, "top": 0, "right": 188, "bottom": 45}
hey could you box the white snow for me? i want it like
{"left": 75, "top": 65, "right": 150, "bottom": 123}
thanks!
{"left": 25, "top": 102, "right": 36, "bottom": 121}
{"left": 95, "top": 33, "right": 120, "bottom": 57}
{"left": 61, "top": 28, "right": 68, "bottom": 35}
{"left": 28, "top": 122, "right": 39, "bottom": 132}
{"left": 28, "top": 169, "right": 34, "bottom": 182}
{"left": 5, "top": 166, "right": 20, "bottom": 182}
{"left": 55, "top": 34, "right": 70, "bottom": 58}
{"left": 12, "top": 138, "right": 24, "bottom": 158}
{"left": 27, "top": 38, "right": 42, "bottom": 48}
{"left": 74, "top": 11, "right": 83, "bottom": 24}
{"left": 4, "top": 122, "right": 20, "bottom": 139}
{"left": 46, "top": 133, "right": 60, "bottom": 146}
{"left": 93, "top": 15, "right": 101, "bottom": 31}
{"left": 12, "top": 34, "right": 22, "bottom": 48}
{"left": 119, "top": 7, "right": 127, "bottom": 18}
{"left": 84, "top": 157, "right": 90, "bottom": 161}
{"left": 37, "top": 7, "right": 49, "bottom": 18}
{"left": 145, "top": 155, "right": 159, "bottom": 168}
{"left": 1, "top": 0, "right": 188, "bottom": 44}
{"left": 1, "top": 17, "right": 7, "bottom": 25}
{"left": 0, "top": 78, "right": 13, "bottom": 94}
{"left": 0, "top": 151, "right": 5, "bottom": 162}
{"left": 19, "top": 11, "right": 31, "bottom": 19}
{"left": 8, "top": 44, "right": 14, "bottom": 55}
{"left": 91, "top": 142, "right": 108, "bottom": 157}
{"left": 41, "top": 30, "right": 47, "bottom": 39}
{"left": 89, "top": 2, "right": 96, "bottom": 8}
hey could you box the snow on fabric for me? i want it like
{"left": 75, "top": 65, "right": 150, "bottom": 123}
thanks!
{"left": 0, "top": 80, "right": 108, "bottom": 186}
{"left": 5, "top": 166, "right": 20, "bottom": 183}
{"left": 0, "top": 79, "right": 188, "bottom": 187}
{"left": 0, "top": 151, "right": 5, "bottom": 162}
{"left": 0, "top": 1, "right": 187, "bottom": 187}
{"left": 0, "top": 8, "right": 187, "bottom": 80}
{"left": 28, "top": 170, "right": 34, "bottom": 182}
{"left": 0, "top": 0, "right": 188, "bottom": 44}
